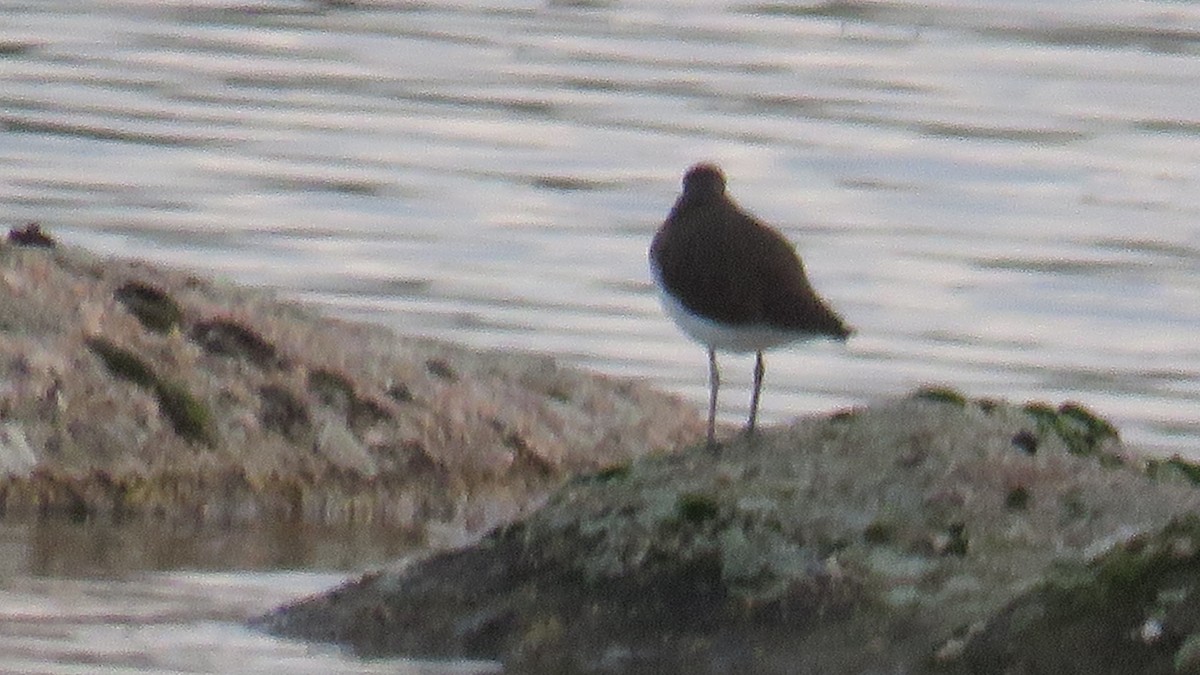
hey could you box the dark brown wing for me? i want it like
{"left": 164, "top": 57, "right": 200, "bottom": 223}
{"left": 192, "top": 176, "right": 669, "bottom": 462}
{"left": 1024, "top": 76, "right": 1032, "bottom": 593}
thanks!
{"left": 651, "top": 196, "right": 850, "bottom": 338}
{"left": 747, "top": 218, "right": 850, "bottom": 337}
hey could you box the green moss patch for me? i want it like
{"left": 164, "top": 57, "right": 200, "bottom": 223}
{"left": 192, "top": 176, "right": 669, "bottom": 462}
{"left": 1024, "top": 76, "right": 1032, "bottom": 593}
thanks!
{"left": 307, "top": 368, "right": 391, "bottom": 433}
{"left": 675, "top": 493, "right": 720, "bottom": 525}
{"left": 912, "top": 387, "right": 968, "bottom": 407}
{"left": 86, "top": 337, "right": 157, "bottom": 388}
{"left": 1022, "top": 401, "right": 1119, "bottom": 457}
{"left": 87, "top": 337, "right": 216, "bottom": 447}
{"left": 1145, "top": 456, "right": 1200, "bottom": 487}
{"left": 1006, "top": 486, "right": 1031, "bottom": 511}
{"left": 259, "top": 384, "right": 312, "bottom": 443}
{"left": 940, "top": 522, "right": 969, "bottom": 557}
{"left": 191, "top": 319, "right": 283, "bottom": 368}
{"left": 114, "top": 281, "right": 182, "bottom": 333}
{"left": 976, "top": 398, "right": 1001, "bottom": 414}
{"left": 385, "top": 382, "right": 413, "bottom": 403}
{"left": 425, "top": 359, "right": 457, "bottom": 381}
{"left": 308, "top": 369, "right": 356, "bottom": 410}
{"left": 594, "top": 463, "right": 631, "bottom": 483}
{"left": 156, "top": 381, "right": 217, "bottom": 448}
{"left": 963, "top": 516, "right": 1200, "bottom": 674}
{"left": 569, "top": 463, "right": 632, "bottom": 487}
{"left": 863, "top": 520, "right": 895, "bottom": 544}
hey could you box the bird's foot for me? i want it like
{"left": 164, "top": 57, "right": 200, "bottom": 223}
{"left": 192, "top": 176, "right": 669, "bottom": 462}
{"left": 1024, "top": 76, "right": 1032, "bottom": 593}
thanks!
{"left": 741, "top": 424, "right": 759, "bottom": 444}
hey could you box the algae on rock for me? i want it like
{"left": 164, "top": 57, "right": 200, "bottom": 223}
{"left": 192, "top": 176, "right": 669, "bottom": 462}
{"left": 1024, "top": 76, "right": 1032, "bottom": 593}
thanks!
{"left": 0, "top": 237, "right": 705, "bottom": 529}
{"left": 960, "top": 515, "right": 1200, "bottom": 674}
{"left": 257, "top": 396, "right": 1200, "bottom": 673}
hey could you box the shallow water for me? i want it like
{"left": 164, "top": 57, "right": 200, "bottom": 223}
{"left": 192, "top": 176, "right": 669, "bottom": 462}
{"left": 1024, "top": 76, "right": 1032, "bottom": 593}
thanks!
{"left": 0, "top": 519, "right": 501, "bottom": 673}
{"left": 1, "top": 0, "right": 1199, "bottom": 670}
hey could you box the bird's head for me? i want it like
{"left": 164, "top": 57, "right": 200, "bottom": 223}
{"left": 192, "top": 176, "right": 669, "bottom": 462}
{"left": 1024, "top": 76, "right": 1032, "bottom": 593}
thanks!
{"left": 681, "top": 163, "right": 726, "bottom": 201}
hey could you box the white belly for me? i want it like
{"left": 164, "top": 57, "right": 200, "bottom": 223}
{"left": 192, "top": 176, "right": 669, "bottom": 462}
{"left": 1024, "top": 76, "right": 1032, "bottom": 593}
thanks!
{"left": 655, "top": 285, "right": 814, "bottom": 354}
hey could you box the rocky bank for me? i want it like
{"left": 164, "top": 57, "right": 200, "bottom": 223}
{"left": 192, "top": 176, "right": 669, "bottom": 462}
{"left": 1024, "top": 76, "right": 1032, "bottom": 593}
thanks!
{"left": 7, "top": 226, "right": 1200, "bottom": 673}
{"left": 0, "top": 227, "right": 704, "bottom": 531}
{"left": 258, "top": 393, "right": 1200, "bottom": 674}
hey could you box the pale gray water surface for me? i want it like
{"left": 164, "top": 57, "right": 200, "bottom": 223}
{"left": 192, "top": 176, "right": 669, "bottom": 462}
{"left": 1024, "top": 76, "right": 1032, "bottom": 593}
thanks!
{"left": 2, "top": 0, "right": 1199, "bottom": 670}
{"left": 0, "top": 518, "right": 500, "bottom": 673}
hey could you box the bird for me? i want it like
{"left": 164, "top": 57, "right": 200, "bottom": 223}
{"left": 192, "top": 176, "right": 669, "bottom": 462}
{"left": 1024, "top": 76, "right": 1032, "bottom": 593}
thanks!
{"left": 649, "top": 163, "right": 851, "bottom": 448}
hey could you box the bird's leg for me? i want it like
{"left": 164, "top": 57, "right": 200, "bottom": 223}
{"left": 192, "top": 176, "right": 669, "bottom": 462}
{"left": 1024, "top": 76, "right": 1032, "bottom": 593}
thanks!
{"left": 747, "top": 350, "right": 765, "bottom": 436}
{"left": 707, "top": 348, "right": 719, "bottom": 449}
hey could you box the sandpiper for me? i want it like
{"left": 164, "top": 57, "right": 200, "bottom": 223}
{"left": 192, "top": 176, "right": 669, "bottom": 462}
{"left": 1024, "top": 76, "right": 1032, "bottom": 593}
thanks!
{"left": 649, "top": 163, "right": 850, "bottom": 448}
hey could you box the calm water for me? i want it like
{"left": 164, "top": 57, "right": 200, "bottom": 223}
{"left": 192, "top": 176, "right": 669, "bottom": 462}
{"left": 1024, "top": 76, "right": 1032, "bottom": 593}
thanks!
{"left": 0, "top": 519, "right": 505, "bottom": 674}
{"left": 2, "top": 0, "right": 1199, "bottom": 670}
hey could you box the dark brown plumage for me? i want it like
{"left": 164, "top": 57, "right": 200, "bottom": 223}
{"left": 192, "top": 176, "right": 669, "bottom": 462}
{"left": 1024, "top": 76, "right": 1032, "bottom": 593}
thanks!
{"left": 649, "top": 163, "right": 850, "bottom": 448}
{"left": 651, "top": 164, "right": 849, "bottom": 338}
